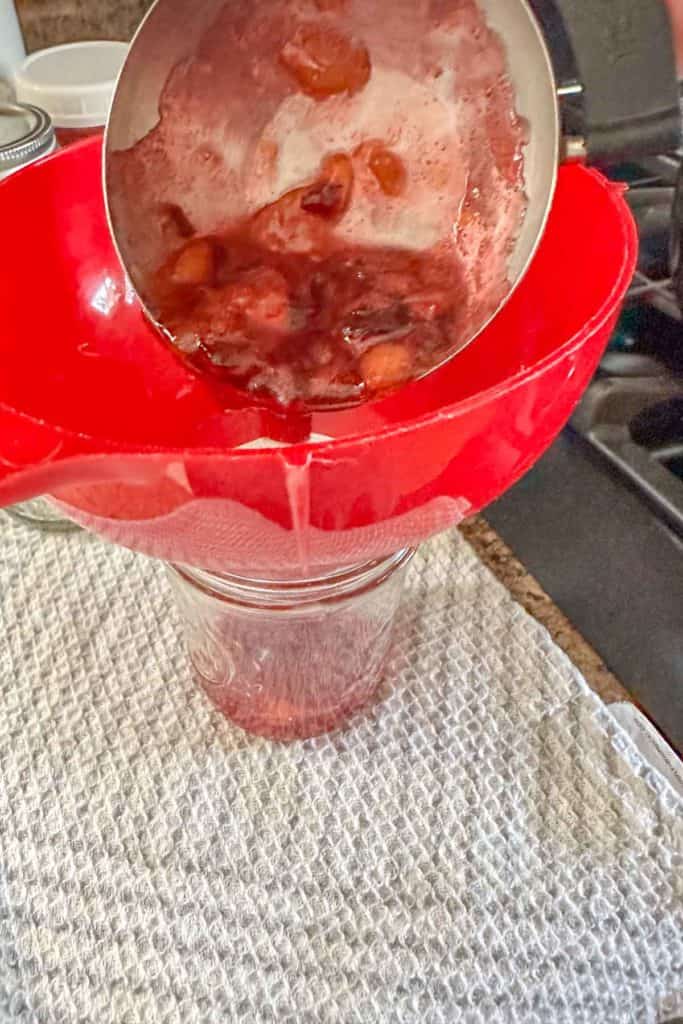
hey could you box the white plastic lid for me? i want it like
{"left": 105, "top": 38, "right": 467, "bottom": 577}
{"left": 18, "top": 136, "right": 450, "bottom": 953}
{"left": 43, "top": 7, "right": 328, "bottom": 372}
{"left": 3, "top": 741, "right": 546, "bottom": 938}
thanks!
{"left": 14, "top": 41, "right": 128, "bottom": 129}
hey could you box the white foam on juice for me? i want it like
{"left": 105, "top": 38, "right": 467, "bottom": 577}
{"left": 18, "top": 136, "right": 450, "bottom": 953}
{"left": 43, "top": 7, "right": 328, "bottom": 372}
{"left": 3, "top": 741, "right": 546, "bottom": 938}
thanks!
{"left": 249, "top": 66, "right": 468, "bottom": 251}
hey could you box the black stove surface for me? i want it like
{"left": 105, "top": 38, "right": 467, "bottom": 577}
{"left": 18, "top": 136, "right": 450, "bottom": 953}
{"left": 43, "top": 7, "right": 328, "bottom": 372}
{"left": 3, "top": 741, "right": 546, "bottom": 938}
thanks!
{"left": 488, "top": 158, "right": 683, "bottom": 753}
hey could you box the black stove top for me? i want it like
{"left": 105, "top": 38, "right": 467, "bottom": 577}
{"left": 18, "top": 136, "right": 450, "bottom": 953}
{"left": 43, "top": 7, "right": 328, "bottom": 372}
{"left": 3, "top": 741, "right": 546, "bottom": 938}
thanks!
{"left": 487, "top": 154, "right": 683, "bottom": 753}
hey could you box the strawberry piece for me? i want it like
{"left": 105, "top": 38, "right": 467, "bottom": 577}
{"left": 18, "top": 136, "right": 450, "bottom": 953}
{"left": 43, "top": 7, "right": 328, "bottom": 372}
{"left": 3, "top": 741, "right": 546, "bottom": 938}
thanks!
{"left": 367, "top": 144, "right": 407, "bottom": 197}
{"left": 280, "top": 23, "right": 371, "bottom": 99}
{"left": 359, "top": 341, "right": 413, "bottom": 391}
{"left": 301, "top": 153, "right": 354, "bottom": 218}
{"left": 171, "top": 239, "right": 216, "bottom": 286}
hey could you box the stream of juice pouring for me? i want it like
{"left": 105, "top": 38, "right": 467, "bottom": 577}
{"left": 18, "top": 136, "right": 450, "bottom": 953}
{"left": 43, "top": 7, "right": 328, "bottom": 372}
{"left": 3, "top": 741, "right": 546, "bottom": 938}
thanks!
{"left": 284, "top": 458, "right": 312, "bottom": 575}
{"left": 238, "top": 433, "right": 333, "bottom": 576}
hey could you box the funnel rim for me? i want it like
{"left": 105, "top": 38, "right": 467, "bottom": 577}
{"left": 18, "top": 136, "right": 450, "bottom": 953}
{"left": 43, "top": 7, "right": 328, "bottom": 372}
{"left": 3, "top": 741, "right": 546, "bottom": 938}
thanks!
{"left": 0, "top": 143, "right": 636, "bottom": 461}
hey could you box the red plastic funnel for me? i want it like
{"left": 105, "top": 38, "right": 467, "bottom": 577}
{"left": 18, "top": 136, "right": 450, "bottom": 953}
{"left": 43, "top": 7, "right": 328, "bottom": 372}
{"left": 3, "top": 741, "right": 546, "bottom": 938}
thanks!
{"left": 0, "top": 139, "right": 636, "bottom": 574}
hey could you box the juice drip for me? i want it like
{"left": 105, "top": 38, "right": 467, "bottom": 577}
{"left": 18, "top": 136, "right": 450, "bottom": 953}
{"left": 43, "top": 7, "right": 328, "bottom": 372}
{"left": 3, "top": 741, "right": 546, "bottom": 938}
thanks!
{"left": 284, "top": 455, "right": 312, "bottom": 573}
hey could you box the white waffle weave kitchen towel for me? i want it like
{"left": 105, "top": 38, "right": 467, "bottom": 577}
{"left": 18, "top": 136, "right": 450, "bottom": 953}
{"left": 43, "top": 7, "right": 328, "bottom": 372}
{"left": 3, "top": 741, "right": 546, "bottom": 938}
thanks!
{"left": 0, "top": 517, "right": 680, "bottom": 1024}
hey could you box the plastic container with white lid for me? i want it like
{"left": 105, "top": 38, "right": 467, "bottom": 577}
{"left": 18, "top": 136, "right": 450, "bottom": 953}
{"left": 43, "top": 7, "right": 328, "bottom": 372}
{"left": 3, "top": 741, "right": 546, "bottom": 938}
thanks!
{"left": 14, "top": 40, "right": 128, "bottom": 145}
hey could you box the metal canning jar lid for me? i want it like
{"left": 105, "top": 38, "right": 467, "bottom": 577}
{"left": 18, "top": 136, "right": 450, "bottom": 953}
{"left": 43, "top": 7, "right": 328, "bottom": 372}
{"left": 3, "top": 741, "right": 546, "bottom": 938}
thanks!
{"left": 0, "top": 101, "right": 55, "bottom": 174}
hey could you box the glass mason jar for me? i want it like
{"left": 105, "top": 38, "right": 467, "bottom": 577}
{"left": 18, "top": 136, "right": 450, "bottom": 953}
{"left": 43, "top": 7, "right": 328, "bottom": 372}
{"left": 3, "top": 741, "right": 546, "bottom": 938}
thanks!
{"left": 168, "top": 549, "right": 414, "bottom": 741}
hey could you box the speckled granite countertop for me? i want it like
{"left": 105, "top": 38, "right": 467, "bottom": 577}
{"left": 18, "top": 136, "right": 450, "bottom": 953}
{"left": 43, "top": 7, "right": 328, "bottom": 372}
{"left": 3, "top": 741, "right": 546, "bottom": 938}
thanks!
{"left": 461, "top": 518, "right": 630, "bottom": 705}
{"left": 15, "top": 0, "right": 151, "bottom": 51}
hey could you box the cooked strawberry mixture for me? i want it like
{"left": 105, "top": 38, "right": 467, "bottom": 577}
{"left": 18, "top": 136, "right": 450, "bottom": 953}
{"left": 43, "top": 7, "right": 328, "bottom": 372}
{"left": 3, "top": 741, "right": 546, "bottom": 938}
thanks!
{"left": 112, "top": 0, "right": 528, "bottom": 407}
{"left": 149, "top": 146, "right": 472, "bottom": 406}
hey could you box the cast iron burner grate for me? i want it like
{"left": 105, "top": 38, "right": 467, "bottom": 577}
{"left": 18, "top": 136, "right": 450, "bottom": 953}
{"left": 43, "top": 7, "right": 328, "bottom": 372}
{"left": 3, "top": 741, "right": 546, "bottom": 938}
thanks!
{"left": 569, "top": 139, "right": 683, "bottom": 537}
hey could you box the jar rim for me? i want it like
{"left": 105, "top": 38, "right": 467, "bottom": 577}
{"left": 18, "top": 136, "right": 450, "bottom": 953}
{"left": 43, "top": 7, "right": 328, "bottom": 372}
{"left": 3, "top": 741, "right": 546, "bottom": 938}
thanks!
{"left": 0, "top": 101, "right": 55, "bottom": 171}
{"left": 170, "top": 549, "right": 415, "bottom": 609}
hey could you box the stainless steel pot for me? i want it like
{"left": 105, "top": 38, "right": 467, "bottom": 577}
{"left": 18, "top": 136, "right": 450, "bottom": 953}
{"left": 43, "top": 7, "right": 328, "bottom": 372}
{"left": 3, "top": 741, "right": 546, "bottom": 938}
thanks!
{"left": 104, "top": 0, "right": 680, "bottom": 368}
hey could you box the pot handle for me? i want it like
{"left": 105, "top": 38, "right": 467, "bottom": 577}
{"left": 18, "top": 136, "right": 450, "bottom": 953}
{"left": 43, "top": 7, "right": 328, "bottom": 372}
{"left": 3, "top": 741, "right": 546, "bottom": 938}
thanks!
{"left": 535, "top": 0, "right": 681, "bottom": 160}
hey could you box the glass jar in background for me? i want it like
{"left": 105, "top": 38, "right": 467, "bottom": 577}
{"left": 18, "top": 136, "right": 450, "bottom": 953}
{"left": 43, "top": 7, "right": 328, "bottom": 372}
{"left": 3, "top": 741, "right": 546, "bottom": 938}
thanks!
{"left": 14, "top": 42, "right": 128, "bottom": 147}
{"left": 0, "top": 101, "right": 78, "bottom": 532}
{"left": 0, "top": 100, "right": 54, "bottom": 180}
{"left": 168, "top": 549, "right": 415, "bottom": 741}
